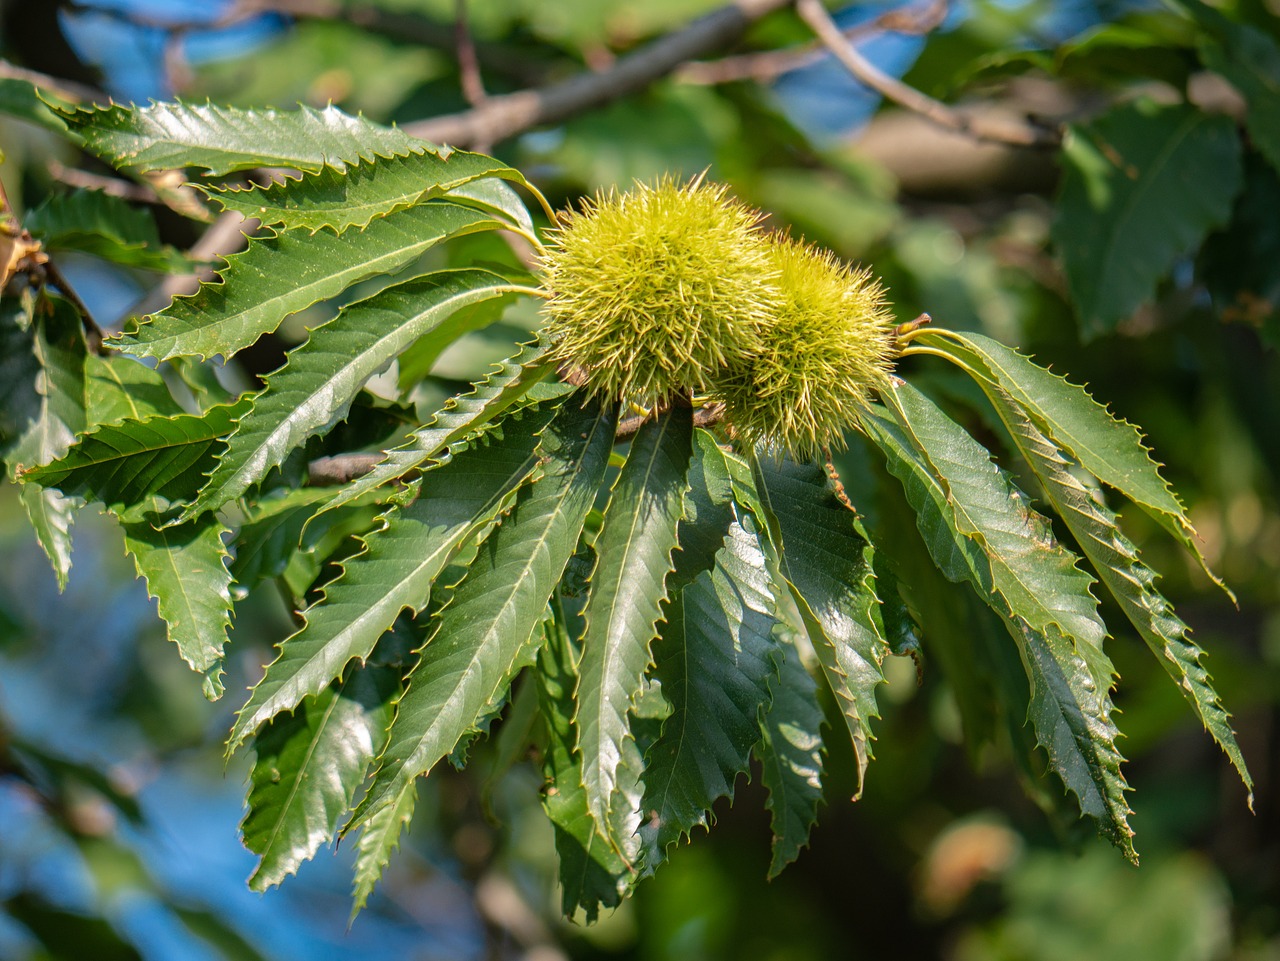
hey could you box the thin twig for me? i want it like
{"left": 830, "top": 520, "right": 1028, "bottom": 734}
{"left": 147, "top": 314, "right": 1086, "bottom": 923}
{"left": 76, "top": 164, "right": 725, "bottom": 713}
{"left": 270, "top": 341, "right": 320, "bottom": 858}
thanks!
{"left": 454, "top": 0, "right": 487, "bottom": 108}
{"left": 308, "top": 402, "right": 727, "bottom": 485}
{"left": 795, "top": 0, "right": 1059, "bottom": 148}
{"left": 308, "top": 453, "right": 384, "bottom": 486}
{"left": 128, "top": 211, "right": 257, "bottom": 319}
{"left": 42, "top": 257, "right": 107, "bottom": 354}
{"left": 47, "top": 161, "right": 161, "bottom": 204}
{"left": 219, "top": 0, "right": 550, "bottom": 85}
{"left": 403, "top": 0, "right": 793, "bottom": 147}
{"left": 616, "top": 402, "right": 724, "bottom": 440}
{"left": 680, "top": 0, "right": 947, "bottom": 85}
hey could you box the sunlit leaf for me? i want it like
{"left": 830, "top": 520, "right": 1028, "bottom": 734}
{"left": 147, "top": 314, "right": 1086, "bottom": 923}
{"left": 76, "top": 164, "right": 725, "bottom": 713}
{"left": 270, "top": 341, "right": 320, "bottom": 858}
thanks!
{"left": 243, "top": 659, "right": 400, "bottom": 890}
{"left": 60, "top": 100, "right": 427, "bottom": 176}
{"left": 861, "top": 384, "right": 1134, "bottom": 857}
{"left": 122, "top": 514, "right": 234, "bottom": 699}
{"left": 226, "top": 405, "right": 558, "bottom": 754}
{"left": 914, "top": 330, "right": 1229, "bottom": 597}
{"left": 184, "top": 269, "right": 534, "bottom": 520}
{"left": 204, "top": 149, "right": 540, "bottom": 234}
{"left": 575, "top": 407, "right": 693, "bottom": 860}
{"left": 113, "top": 202, "right": 503, "bottom": 363}
{"left": 353, "top": 395, "right": 615, "bottom": 824}
{"left": 640, "top": 517, "right": 778, "bottom": 866}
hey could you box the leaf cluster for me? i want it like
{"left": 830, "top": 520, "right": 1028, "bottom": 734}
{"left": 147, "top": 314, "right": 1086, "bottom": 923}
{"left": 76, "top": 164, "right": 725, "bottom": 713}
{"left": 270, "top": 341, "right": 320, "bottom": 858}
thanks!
{"left": 0, "top": 94, "right": 1251, "bottom": 922}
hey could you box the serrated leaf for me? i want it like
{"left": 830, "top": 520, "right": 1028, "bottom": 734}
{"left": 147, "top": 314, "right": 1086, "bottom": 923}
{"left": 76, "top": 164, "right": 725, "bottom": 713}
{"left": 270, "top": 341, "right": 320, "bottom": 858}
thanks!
{"left": 204, "top": 149, "right": 537, "bottom": 235}
{"left": 243, "top": 659, "right": 400, "bottom": 890}
{"left": 8, "top": 298, "right": 88, "bottom": 588}
{"left": 444, "top": 176, "right": 537, "bottom": 235}
{"left": 666, "top": 429, "right": 736, "bottom": 594}
{"left": 860, "top": 385, "right": 1134, "bottom": 857}
{"left": 59, "top": 100, "right": 426, "bottom": 176}
{"left": 121, "top": 514, "right": 233, "bottom": 699}
{"left": 354, "top": 396, "right": 616, "bottom": 823}
{"left": 915, "top": 329, "right": 1229, "bottom": 598}
{"left": 976, "top": 376, "right": 1252, "bottom": 803}
{"left": 349, "top": 780, "right": 417, "bottom": 919}
{"left": 85, "top": 355, "right": 184, "bottom": 425}
{"left": 319, "top": 339, "right": 558, "bottom": 519}
{"left": 112, "top": 202, "right": 503, "bottom": 363}
{"left": 21, "top": 400, "right": 248, "bottom": 516}
{"left": 537, "top": 598, "right": 631, "bottom": 920}
{"left": 185, "top": 269, "right": 533, "bottom": 520}
{"left": 226, "top": 406, "right": 558, "bottom": 755}
{"left": 25, "top": 189, "right": 188, "bottom": 273}
{"left": 1052, "top": 99, "right": 1241, "bottom": 337}
{"left": 751, "top": 454, "right": 888, "bottom": 796}
{"left": 639, "top": 517, "right": 778, "bottom": 865}
{"left": 575, "top": 407, "right": 694, "bottom": 860}
{"left": 229, "top": 487, "right": 345, "bottom": 594}
{"left": 757, "top": 628, "right": 824, "bottom": 878}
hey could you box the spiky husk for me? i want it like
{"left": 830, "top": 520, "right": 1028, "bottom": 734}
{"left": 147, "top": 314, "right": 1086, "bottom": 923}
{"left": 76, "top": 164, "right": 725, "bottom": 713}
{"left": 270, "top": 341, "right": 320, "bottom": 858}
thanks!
{"left": 539, "top": 178, "right": 779, "bottom": 405}
{"left": 713, "top": 238, "right": 896, "bottom": 461}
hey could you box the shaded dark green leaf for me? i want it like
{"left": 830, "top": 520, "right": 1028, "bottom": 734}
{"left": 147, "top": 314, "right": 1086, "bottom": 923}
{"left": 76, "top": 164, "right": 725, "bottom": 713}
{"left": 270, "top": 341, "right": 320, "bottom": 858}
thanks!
{"left": 1053, "top": 100, "right": 1241, "bottom": 337}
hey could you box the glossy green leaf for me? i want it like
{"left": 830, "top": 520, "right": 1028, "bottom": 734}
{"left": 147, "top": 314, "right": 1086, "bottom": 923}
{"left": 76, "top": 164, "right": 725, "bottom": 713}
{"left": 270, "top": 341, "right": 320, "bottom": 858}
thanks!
{"left": 861, "top": 385, "right": 1134, "bottom": 857}
{"left": 752, "top": 454, "right": 888, "bottom": 796}
{"left": 640, "top": 517, "right": 778, "bottom": 865}
{"left": 59, "top": 100, "right": 426, "bottom": 176}
{"left": 243, "top": 660, "right": 400, "bottom": 890}
{"left": 21, "top": 400, "right": 248, "bottom": 517}
{"left": 122, "top": 514, "right": 233, "bottom": 699}
{"left": 112, "top": 202, "right": 502, "bottom": 363}
{"left": 1052, "top": 99, "right": 1241, "bottom": 337}
{"left": 318, "top": 338, "right": 557, "bottom": 519}
{"left": 350, "top": 780, "right": 417, "bottom": 919}
{"left": 975, "top": 375, "right": 1252, "bottom": 803}
{"left": 354, "top": 396, "right": 616, "bottom": 823}
{"left": 538, "top": 598, "right": 631, "bottom": 920}
{"left": 757, "top": 628, "right": 824, "bottom": 878}
{"left": 575, "top": 407, "right": 693, "bottom": 859}
{"left": 915, "top": 329, "right": 1228, "bottom": 597}
{"left": 667, "top": 429, "right": 737, "bottom": 594}
{"left": 8, "top": 298, "right": 88, "bottom": 588}
{"left": 445, "top": 176, "right": 537, "bottom": 234}
{"left": 85, "top": 354, "right": 184, "bottom": 425}
{"left": 25, "top": 189, "right": 188, "bottom": 273}
{"left": 230, "top": 487, "right": 367, "bottom": 595}
{"left": 226, "top": 406, "right": 557, "bottom": 755}
{"left": 185, "top": 269, "right": 533, "bottom": 520}
{"left": 204, "top": 148, "right": 538, "bottom": 234}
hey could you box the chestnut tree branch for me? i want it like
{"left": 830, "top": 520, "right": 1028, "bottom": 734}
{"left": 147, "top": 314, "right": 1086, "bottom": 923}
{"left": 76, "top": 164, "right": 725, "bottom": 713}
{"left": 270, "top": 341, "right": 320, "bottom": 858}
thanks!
{"left": 679, "top": 0, "right": 947, "bottom": 85}
{"left": 306, "top": 404, "right": 728, "bottom": 485}
{"left": 795, "top": 0, "right": 1060, "bottom": 148}
{"left": 402, "top": 0, "right": 794, "bottom": 147}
